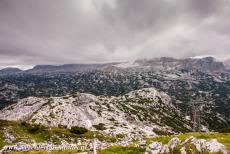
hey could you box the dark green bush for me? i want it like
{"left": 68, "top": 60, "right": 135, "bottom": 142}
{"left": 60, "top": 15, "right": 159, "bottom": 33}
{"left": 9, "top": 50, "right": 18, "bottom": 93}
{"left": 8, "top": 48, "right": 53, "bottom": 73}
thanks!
{"left": 70, "top": 126, "right": 88, "bottom": 135}
{"left": 21, "top": 122, "right": 44, "bottom": 133}
{"left": 216, "top": 128, "right": 230, "bottom": 133}
{"left": 93, "top": 123, "right": 106, "bottom": 130}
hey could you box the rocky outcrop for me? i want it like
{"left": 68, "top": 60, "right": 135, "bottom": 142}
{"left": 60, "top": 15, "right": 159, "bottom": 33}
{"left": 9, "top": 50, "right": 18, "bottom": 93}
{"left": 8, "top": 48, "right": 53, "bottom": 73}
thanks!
{"left": 0, "top": 88, "right": 191, "bottom": 136}
{"left": 145, "top": 136, "right": 228, "bottom": 154}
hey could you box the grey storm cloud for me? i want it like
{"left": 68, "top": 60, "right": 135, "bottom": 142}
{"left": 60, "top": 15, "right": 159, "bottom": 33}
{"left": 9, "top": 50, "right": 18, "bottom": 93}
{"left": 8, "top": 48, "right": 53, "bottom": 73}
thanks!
{"left": 0, "top": 0, "right": 230, "bottom": 69}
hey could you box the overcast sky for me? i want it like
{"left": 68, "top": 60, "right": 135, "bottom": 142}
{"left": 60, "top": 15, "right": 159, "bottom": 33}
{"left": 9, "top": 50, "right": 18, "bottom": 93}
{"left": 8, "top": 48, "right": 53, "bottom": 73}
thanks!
{"left": 0, "top": 0, "right": 230, "bottom": 69}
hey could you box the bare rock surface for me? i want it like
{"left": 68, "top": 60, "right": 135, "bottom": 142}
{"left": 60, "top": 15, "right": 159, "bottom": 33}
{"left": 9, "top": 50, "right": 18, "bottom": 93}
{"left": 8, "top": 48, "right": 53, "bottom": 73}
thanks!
{"left": 0, "top": 88, "right": 191, "bottom": 135}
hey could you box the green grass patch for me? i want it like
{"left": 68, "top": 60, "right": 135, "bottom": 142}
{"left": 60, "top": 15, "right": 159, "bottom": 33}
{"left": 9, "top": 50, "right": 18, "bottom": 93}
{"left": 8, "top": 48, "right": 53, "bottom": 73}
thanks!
{"left": 98, "top": 146, "right": 145, "bottom": 154}
{"left": 0, "top": 119, "right": 120, "bottom": 148}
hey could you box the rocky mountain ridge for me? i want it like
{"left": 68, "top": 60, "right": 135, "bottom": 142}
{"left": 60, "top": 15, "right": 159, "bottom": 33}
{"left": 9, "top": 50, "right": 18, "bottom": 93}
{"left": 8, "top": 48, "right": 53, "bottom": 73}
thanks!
{"left": 0, "top": 57, "right": 227, "bottom": 75}
{"left": 0, "top": 88, "right": 191, "bottom": 136}
{"left": 113, "top": 57, "right": 226, "bottom": 72}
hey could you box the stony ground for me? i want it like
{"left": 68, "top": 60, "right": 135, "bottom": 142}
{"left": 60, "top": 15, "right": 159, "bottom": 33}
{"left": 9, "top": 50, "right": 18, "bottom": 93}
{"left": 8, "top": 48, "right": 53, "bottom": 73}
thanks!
{"left": 146, "top": 132, "right": 230, "bottom": 153}
{"left": 0, "top": 88, "right": 192, "bottom": 136}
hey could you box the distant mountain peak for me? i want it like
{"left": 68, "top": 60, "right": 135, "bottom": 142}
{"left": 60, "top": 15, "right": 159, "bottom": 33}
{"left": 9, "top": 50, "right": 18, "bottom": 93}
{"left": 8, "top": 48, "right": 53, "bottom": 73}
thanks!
{"left": 0, "top": 67, "right": 22, "bottom": 74}
{"left": 0, "top": 67, "right": 22, "bottom": 71}
{"left": 0, "top": 57, "right": 227, "bottom": 75}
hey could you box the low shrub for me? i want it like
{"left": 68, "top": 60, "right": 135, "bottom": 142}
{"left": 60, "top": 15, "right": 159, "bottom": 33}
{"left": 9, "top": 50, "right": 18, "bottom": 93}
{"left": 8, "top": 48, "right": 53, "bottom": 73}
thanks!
{"left": 93, "top": 123, "right": 106, "bottom": 130}
{"left": 70, "top": 126, "right": 88, "bottom": 135}
{"left": 21, "top": 122, "right": 45, "bottom": 134}
{"left": 216, "top": 128, "right": 230, "bottom": 133}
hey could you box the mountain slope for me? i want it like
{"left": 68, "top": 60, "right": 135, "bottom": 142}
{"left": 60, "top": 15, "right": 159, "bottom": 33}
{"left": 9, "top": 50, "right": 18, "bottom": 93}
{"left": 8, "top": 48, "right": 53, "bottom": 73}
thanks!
{"left": 0, "top": 57, "right": 229, "bottom": 130}
{"left": 224, "top": 59, "right": 230, "bottom": 69}
{"left": 113, "top": 57, "right": 226, "bottom": 72}
{"left": 26, "top": 63, "right": 118, "bottom": 74}
{"left": 0, "top": 88, "right": 192, "bottom": 136}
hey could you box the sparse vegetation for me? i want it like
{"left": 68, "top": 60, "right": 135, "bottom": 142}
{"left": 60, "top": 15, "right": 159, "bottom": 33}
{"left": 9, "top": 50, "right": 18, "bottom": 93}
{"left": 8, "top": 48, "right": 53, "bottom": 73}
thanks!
{"left": 0, "top": 119, "right": 119, "bottom": 149}
{"left": 93, "top": 123, "right": 107, "bottom": 130}
{"left": 152, "top": 128, "right": 172, "bottom": 136}
{"left": 21, "top": 122, "right": 45, "bottom": 134}
{"left": 146, "top": 132, "right": 230, "bottom": 151}
{"left": 0, "top": 63, "right": 230, "bottom": 131}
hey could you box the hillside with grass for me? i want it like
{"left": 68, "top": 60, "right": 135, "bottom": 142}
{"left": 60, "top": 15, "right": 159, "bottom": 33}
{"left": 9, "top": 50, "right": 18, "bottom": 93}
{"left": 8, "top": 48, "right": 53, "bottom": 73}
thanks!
{"left": 0, "top": 120, "right": 119, "bottom": 150}
{"left": 1, "top": 120, "right": 229, "bottom": 154}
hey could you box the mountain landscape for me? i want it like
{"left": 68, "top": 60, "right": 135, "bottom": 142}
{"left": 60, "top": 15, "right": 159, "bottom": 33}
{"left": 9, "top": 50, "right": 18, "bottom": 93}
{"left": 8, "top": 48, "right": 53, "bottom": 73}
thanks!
{"left": 2, "top": 0, "right": 230, "bottom": 153}
{"left": 0, "top": 57, "right": 229, "bottom": 130}
{"left": 0, "top": 57, "right": 230, "bottom": 153}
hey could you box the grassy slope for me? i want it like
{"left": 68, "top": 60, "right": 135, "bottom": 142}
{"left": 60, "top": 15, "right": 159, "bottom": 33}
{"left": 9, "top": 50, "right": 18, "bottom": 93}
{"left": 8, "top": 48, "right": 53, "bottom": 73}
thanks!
{"left": 98, "top": 146, "right": 145, "bottom": 154}
{"left": 0, "top": 120, "right": 118, "bottom": 149}
{"left": 1, "top": 120, "right": 229, "bottom": 154}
